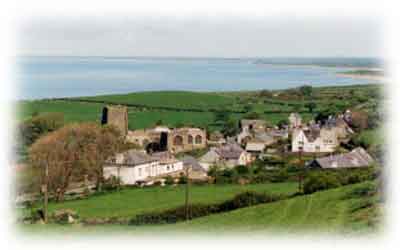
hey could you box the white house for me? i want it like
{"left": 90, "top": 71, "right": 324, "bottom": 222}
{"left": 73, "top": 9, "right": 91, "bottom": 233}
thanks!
{"left": 291, "top": 127, "right": 338, "bottom": 153}
{"left": 103, "top": 149, "right": 183, "bottom": 185}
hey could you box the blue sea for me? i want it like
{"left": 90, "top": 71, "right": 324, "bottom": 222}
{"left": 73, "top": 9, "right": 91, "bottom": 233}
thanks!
{"left": 17, "top": 57, "right": 380, "bottom": 100}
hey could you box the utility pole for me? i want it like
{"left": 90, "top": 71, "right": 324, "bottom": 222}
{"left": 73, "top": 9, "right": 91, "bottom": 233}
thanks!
{"left": 298, "top": 149, "right": 303, "bottom": 193}
{"left": 185, "top": 165, "right": 190, "bottom": 221}
{"left": 42, "top": 160, "right": 49, "bottom": 224}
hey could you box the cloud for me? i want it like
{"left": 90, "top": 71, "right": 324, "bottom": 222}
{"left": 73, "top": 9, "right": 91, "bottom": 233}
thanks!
{"left": 18, "top": 15, "right": 382, "bottom": 57}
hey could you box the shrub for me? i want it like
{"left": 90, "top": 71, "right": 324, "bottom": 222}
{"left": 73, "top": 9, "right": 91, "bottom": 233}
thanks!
{"left": 103, "top": 175, "right": 121, "bottom": 191}
{"left": 270, "top": 168, "right": 289, "bottom": 183}
{"left": 235, "top": 165, "right": 250, "bottom": 175}
{"left": 164, "top": 175, "right": 175, "bottom": 185}
{"left": 303, "top": 172, "right": 340, "bottom": 194}
{"left": 178, "top": 175, "right": 188, "bottom": 184}
{"left": 345, "top": 182, "right": 377, "bottom": 199}
{"left": 130, "top": 191, "right": 282, "bottom": 225}
{"left": 51, "top": 209, "right": 79, "bottom": 224}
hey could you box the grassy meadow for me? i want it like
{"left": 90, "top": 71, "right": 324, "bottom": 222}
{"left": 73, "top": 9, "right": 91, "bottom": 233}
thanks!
{"left": 23, "top": 182, "right": 298, "bottom": 220}
{"left": 19, "top": 181, "right": 382, "bottom": 235}
{"left": 17, "top": 84, "right": 381, "bottom": 131}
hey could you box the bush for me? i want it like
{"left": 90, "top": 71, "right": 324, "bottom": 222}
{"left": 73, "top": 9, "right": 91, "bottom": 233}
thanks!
{"left": 164, "top": 175, "right": 175, "bottom": 185}
{"left": 303, "top": 172, "right": 340, "bottom": 194}
{"left": 345, "top": 182, "right": 377, "bottom": 199}
{"left": 178, "top": 175, "right": 188, "bottom": 184}
{"left": 130, "top": 191, "right": 282, "bottom": 225}
{"left": 235, "top": 165, "right": 250, "bottom": 175}
{"left": 270, "top": 168, "right": 289, "bottom": 183}
{"left": 103, "top": 175, "right": 121, "bottom": 191}
{"left": 51, "top": 209, "right": 79, "bottom": 224}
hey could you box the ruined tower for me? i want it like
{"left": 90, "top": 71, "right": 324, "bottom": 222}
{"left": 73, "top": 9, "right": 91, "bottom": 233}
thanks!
{"left": 101, "top": 105, "right": 128, "bottom": 137}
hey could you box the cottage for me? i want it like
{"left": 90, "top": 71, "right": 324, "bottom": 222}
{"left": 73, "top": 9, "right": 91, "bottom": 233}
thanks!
{"left": 239, "top": 119, "right": 268, "bottom": 132}
{"left": 325, "top": 115, "right": 354, "bottom": 141}
{"left": 291, "top": 127, "right": 338, "bottom": 153}
{"left": 103, "top": 149, "right": 183, "bottom": 185}
{"left": 207, "top": 131, "right": 226, "bottom": 146}
{"left": 245, "top": 140, "right": 266, "bottom": 155}
{"left": 182, "top": 156, "right": 208, "bottom": 180}
{"left": 199, "top": 143, "right": 253, "bottom": 169}
{"left": 307, "top": 147, "right": 374, "bottom": 169}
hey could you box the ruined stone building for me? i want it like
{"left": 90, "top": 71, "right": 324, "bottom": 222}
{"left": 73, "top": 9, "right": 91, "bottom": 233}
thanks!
{"left": 126, "top": 126, "right": 207, "bottom": 154}
{"left": 101, "top": 105, "right": 128, "bottom": 136}
{"left": 167, "top": 127, "right": 207, "bottom": 153}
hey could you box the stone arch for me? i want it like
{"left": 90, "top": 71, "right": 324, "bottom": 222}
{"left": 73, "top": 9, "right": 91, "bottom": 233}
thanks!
{"left": 173, "top": 135, "right": 184, "bottom": 146}
{"left": 195, "top": 134, "right": 203, "bottom": 144}
{"left": 188, "top": 135, "right": 194, "bottom": 144}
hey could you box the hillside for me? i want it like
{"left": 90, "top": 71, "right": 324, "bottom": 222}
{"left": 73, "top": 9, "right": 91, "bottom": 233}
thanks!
{"left": 19, "top": 181, "right": 382, "bottom": 235}
{"left": 167, "top": 181, "right": 382, "bottom": 234}
{"left": 20, "top": 182, "right": 297, "bottom": 220}
{"left": 17, "top": 84, "right": 381, "bottom": 131}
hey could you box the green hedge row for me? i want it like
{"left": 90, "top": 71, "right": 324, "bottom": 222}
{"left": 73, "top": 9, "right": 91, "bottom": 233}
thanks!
{"left": 129, "top": 191, "right": 283, "bottom": 225}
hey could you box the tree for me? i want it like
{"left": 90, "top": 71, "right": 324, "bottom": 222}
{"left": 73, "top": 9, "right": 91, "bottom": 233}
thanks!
{"left": 221, "top": 118, "right": 239, "bottom": 137}
{"left": 305, "top": 102, "right": 317, "bottom": 113}
{"left": 18, "top": 112, "right": 64, "bottom": 147}
{"left": 214, "top": 110, "right": 230, "bottom": 124}
{"left": 29, "top": 123, "right": 123, "bottom": 201}
{"left": 85, "top": 124, "right": 124, "bottom": 191}
{"left": 299, "top": 85, "right": 313, "bottom": 97}
{"left": 243, "top": 104, "right": 253, "bottom": 113}
{"left": 349, "top": 110, "right": 369, "bottom": 131}
{"left": 277, "top": 119, "right": 288, "bottom": 129}
{"left": 243, "top": 111, "right": 262, "bottom": 119}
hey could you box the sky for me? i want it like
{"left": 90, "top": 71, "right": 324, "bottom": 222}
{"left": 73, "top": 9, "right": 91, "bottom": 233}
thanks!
{"left": 18, "top": 16, "right": 382, "bottom": 58}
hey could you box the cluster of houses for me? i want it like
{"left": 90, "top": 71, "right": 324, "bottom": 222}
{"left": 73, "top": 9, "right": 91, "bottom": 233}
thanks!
{"left": 101, "top": 105, "right": 374, "bottom": 186}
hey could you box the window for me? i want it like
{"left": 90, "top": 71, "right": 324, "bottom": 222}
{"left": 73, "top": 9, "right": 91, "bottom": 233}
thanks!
{"left": 195, "top": 135, "right": 202, "bottom": 144}
{"left": 188, "top": 135, "right": 193, "bottom": 144}
{"left": 167, "top": 166, "right": 170, "bottom": 171}
{"left": 138, "top": 168, "right": 142, "bottom": 176}
{"left": 173, "top": 136, "right": 183, "bottom": 146}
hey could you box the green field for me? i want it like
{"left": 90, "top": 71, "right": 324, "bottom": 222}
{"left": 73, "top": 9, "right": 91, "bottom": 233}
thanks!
{"left": 19, "top": 181, "right": 382, "bottom": 235}
{"left": 79, "top": 91, "right": 239, "bottom": 110}
{"left": 25, "top": 182, "right": 297, "bottom": 220}
{"left": 18, "top": 85, "right": 379, "bottom": 130}
{"left": 169, "top": 181, "right": 381, "bottom": 234}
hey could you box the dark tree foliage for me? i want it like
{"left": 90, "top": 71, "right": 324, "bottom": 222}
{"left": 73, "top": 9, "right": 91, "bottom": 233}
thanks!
{"left": 299, "top": 85, "right": 313, "bottom": 97}
{"left": 221, "top": 118, "right": 239, "bottom": 137}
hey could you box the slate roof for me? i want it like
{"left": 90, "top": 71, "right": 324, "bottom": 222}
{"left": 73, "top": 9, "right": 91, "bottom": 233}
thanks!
{"left": 182, "top": 156, "right": 207, "bottom": 173}
{"left": 151, "top": 151, "right": 179, "bottom": 164}
{"left": 215, "top": 143, "right": 244, "bottom": 160}
{"left": 310, "top": 147, "right": 374, "bottom": 169}
{"left": 110, "top": 149, "right": 157, "bottom": 166}
{"left": 245, "top": 142, "right": 266, "bottom": 152}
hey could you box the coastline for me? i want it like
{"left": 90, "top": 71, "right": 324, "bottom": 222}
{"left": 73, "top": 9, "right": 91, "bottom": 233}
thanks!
{"left": 336, "top": 73, "right": 385, "bottom": 82}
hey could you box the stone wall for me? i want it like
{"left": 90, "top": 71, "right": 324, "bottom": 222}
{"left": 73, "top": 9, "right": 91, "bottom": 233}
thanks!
{"left": 101, "top": 106, "right": 128, "bottom": 136}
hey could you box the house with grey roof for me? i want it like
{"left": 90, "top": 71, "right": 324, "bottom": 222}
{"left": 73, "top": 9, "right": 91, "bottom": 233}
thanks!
{"left": 199, "top": 143, "right": 253, "bottom": 169}
{"left": 307, "top": 147, "right": 374, "bottom": 169}
{"left": 291, "top": 126, "right": 338, "bottom": 153}
{"left": 181, "top": 156, "right": 208, "bottom": 180}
